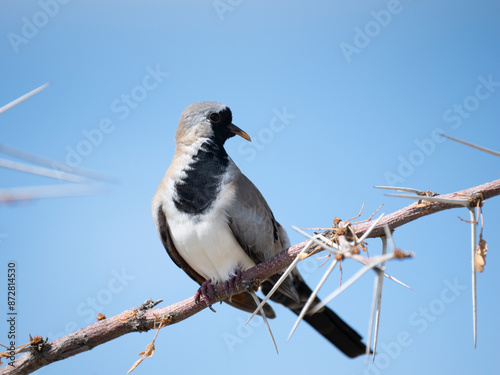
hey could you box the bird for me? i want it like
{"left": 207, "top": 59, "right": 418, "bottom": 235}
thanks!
{"left": 151, "top": 101, "right": 367, "bottom": 358}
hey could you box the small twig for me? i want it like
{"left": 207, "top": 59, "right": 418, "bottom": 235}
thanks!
{"left": 458, "top": 216, "right": 477, "bottom": 224}
{"left": 365, "top": 204, "right": 384, "bottom": 222}
{"left": 346, "top": 202, "right": 365, "bottom": 223}
{"left": 126, "top": 313, "right": 168, "bottom": 374}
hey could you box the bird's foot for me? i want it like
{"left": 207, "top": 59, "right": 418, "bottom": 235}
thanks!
{"left": 224, "top": 269, "right": 242, "bottom": 301}
{"left": 194, "top": 269, "right": 245, "bottom": 311}
{"left": 195, "top": 280, "right": 217, "bottom": 312}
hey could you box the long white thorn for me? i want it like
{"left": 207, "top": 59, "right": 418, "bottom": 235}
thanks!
{"left": 469, "top": 208, "right": 477, "bottom": 347}
{"left": 387, "top": 194, "right": 470, "bottom": 206}
{"left": 292, "top": 226, "right": 339, "bottom": 254}
{"left": 366, "top": 274, "right": 379, "bottom": 362}
{"left": 308, "top": 253, "right": 397, "bottom": 315}
{"left": 296, "top": 213, "right": 385, "bottom": 248}
{"left": 380, "top": 272, "right": 411, "bottom": 289}
{"left": 298, "top": 225, "right": 411, "bottom": 289}
{"left": 0, "top": 158, "right": 89, "bottom": 183}
{"left": 384, "top": 224, "right": 396, "bottom": 252}
{"left": 0, "top": 144, "right": 116, "bottom": 183}
{"left": 440, "top": 133, "right": 500, "bottom": 158}
{"left": 372, "top": 233, "right": 389, "bottom": 361}
{"left": 317, "top": 233, "right": 340, "bottom": 251}
{"left": 348, "top": 253, "right": 413, "bottom": 290}
{"left": 357, "top": 213, "right": 385, "bottom": 244}
{"left": 288, "top": 258, "right": 339, "bottom": 341}
{"left": 0, "top": 82, "right": 51, "bottom": 114}
{"left": 0, "top": 184, "right": 104, "bottom": 203}
{"left": 373, "top": 186, "right": 424, "bottom": 194}
{"left": 245, "top": 238, "right": 314, "bottom": 324}
{"left": 250, "top": 292, "right": 278, "bottom": 354}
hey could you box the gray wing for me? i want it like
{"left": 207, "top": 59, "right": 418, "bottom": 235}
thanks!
{"left": 226, "top": 169, "right": 300, "bottom": 302}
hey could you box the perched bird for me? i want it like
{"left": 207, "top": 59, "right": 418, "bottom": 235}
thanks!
{"left": 152, "top": 101, "right": 367, "bottom": 357}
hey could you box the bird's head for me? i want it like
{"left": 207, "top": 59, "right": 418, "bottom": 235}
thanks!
{"left": 175, "top": 101, "right": 251, "bottom": 146}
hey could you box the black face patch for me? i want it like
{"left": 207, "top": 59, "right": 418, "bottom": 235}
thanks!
{"left": 210, "top": 107, "right": 234, "bottom": 144}
{"left": 173, "top": 138, "right": 229, "bottom": 215}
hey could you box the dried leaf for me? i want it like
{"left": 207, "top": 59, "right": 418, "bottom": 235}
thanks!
{"left": 417, "top": 201, "right": 432, "bottom": 209}
{"left": 297, "top": 253, "right": 308, "bottom": 260}
{"left": 127, "top": 357, "right": 146, "bottom": 374}
{"left": 144, "top": 343, "right": 155, "bottom": 358}
{"left": 474, "top": 238, "right": 487, "bottom": 273}
{"left": 97, "top": 313, "right": 106, "bottom": 321}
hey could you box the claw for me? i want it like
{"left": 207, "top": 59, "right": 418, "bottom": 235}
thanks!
{"left": 195, "top": 280, "right": 217, "bottom": 312}
{"left": 224, "top": 269, "right": 242, "bottom": 301}
{"left": 195, "top": 270, "right": 243, "bottom": 312}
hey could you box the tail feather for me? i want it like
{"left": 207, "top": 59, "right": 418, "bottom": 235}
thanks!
{"left": 295, "top": 306, "right": 366, "bottom": 358}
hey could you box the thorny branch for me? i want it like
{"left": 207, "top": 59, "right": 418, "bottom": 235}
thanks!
{"left": 1, "top": 178, "right": 499, "bottom": 375}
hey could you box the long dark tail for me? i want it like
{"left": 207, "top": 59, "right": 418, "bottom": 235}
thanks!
{"left": 292, "top": 305, "right": 366, "bottom": 358}
{"left": 262, "top": 277, "right": 368, "bottom": 358}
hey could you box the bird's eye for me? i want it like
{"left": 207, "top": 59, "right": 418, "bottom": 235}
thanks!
{"left": 209, "top": 112, "right": 220, "bottom": 123}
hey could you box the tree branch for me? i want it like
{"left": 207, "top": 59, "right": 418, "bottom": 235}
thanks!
{"left": 350, "top": 178, "right": 500, "bottom": 239}
{"left": 2, "top": 178, "right": 499, "bottom": 375}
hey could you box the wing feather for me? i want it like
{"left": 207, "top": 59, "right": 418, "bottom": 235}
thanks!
{"left": 226, "top": 169, "right": 300, "bottom": 302}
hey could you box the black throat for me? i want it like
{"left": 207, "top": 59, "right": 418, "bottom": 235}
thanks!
{"left": 173, "top": 137, "right": 229, "bottom": 215}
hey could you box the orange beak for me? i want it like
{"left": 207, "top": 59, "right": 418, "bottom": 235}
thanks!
{"left": 228, "top": 123, "right": 251, "bottom": 141}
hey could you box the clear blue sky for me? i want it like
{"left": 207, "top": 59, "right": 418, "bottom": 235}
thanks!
{"left": 1, "top": 1, "right": 500, "bottom": 374}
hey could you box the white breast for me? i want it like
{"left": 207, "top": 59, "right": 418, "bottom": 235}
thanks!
{"left": 158, "top": 156, "right": 256, "bottom": 283}
{"left": 167, "top": 212, "right": 256, "bottom": 283}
